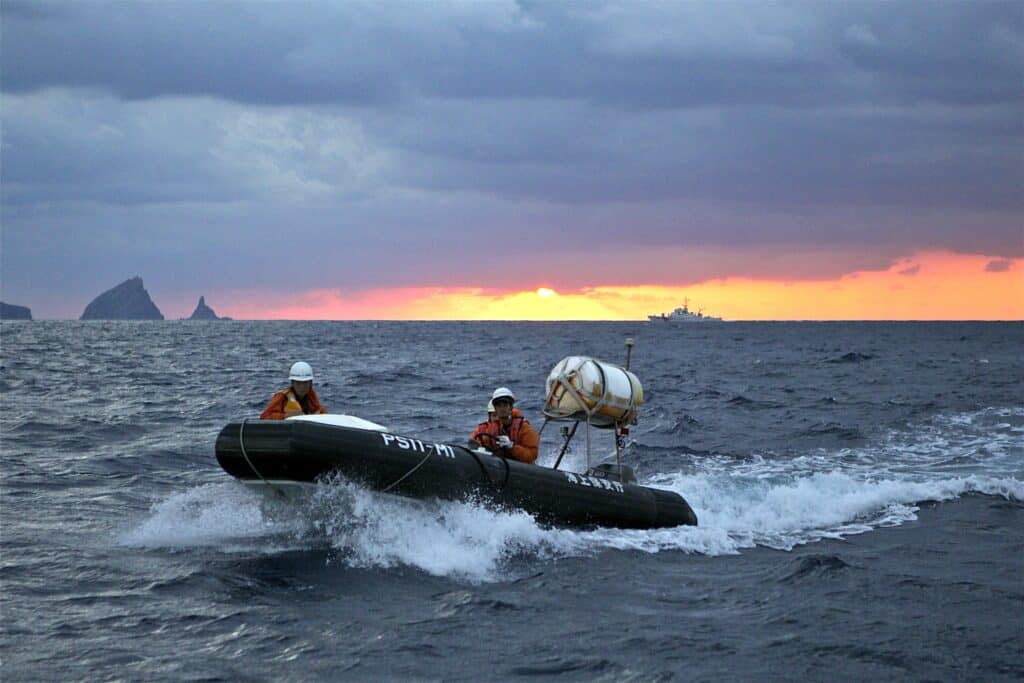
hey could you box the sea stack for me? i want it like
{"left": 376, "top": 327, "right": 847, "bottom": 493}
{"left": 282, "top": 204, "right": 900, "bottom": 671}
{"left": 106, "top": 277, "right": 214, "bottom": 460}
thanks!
{"left": 188, "top": 296, "right": 221, "bottom": 320}
{"left": 0, "top": 302, "right": 32, "bottom": 320}
{"left": 80, "top": 277, "right": 164, "bottom": 320}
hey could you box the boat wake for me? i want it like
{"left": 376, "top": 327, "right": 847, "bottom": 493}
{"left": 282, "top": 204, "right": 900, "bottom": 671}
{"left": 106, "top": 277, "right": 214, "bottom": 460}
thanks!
{"left": 119, "top": 482, "right": 310, "bottom": 553}
{"left": 122, "top": 407, "right": 1022, "bottom": 582}
{"left": 120, "top": 478, "right": 577, "bottom": 582}
{"left": 302, "top": 475, "right": 575, "bottom": 581}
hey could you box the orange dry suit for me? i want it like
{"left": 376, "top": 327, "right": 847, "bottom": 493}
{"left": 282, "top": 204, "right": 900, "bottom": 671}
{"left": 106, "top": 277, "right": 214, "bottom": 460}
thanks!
{"left": 260, "top": 387, "right": 327, "bottom": 420}
{"left": 470, "top": 409, "right": 539, "bottom": 464}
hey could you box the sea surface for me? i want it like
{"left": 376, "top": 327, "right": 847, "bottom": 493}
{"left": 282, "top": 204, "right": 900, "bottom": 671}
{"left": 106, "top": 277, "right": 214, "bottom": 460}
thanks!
{"left": 1, "top": 321, "right": 1022, "bottom": 681}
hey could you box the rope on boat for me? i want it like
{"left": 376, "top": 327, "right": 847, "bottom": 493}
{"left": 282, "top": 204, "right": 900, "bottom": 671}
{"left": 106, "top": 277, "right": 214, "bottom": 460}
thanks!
{"left": 238, "top": 418, "right": 285, "bottom": 498}
{"left": 381, "top": 449, "right": 434, "bottom": 493}
{"left": 492, "top": 451, "right": 511, "bottom": 491}
{"left": 382, "top": 442, "right": 511, "bottom": 495}
{"left": 464, "top": 435, "right": 512, "bottom": 492}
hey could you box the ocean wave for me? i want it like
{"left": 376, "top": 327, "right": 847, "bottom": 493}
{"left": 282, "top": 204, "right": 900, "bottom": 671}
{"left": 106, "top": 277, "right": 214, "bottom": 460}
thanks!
{"left": 776, "top": 554, "right": 852, "bottom": 583}
{"left": 827, "top": 352, "right": 874, "bottom": 363}
{"left": 117, "top": 396, "right": 1024, "bottom": 583}
{"left": 666, "top": 415, "right": 702, "bottom": 434}
{"left": 797, "top": 422, "right": 863, "bottom": 441}
{"left": 118, "top": 484, "right": 310, "bottom": 552}
{"left": 725, "top": 395, "right": 784, "bottom": 409}
{"left": 303, "top": 477, "right": 577, "bottom": 583}
{"left": 116, "top": 467, "right": 1022, "bottom": 585}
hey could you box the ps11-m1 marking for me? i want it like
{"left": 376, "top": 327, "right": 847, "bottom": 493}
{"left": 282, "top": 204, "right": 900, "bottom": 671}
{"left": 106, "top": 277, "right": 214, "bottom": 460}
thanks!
{"left": 380, "top": 433, "right": 456, "bottom": 458}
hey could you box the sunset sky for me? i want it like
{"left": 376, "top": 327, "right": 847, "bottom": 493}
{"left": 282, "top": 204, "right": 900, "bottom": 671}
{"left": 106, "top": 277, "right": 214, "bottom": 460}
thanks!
{"left": 2, "top": 1, "right": 1021, "bottom": 320}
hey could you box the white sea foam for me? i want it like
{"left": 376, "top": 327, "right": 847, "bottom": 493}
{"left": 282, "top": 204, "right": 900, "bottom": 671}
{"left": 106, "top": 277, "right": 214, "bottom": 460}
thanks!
{"left": 641, "top": 470, "right": 1022, "bottom": 553}
{"left": 123, "top": 407, "right": 1023, "bottom": 580}
{"left": 302, "top": 477, "right": 576, "bottom": 582}
{"left": 119, "top": 483, "right": 308, "bottom": 551}
{"left": 617, "top": 406, "right": 1024, "bottom": 554}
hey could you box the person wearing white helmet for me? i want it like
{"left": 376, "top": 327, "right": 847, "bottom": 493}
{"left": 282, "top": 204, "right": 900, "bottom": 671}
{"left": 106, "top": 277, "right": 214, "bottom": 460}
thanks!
{"left": 260, "top": 361, "right": 328, "bottom": 419}
{"left": 468, "top": 387, "right": 539, "bottom": 464}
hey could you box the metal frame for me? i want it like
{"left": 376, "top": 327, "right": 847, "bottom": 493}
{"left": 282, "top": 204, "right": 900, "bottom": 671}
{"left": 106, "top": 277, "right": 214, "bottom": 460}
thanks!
{"left": 537, "top": 339, "right": 638, "bottom": 482}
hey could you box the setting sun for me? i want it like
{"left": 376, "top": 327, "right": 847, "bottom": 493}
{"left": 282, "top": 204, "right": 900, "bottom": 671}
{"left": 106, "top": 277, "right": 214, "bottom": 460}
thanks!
{"left": 219, "top": 250, "right": 1023, "bottom": 320}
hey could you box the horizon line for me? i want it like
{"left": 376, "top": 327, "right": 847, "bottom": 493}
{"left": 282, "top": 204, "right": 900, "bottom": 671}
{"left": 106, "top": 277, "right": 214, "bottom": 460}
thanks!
{"left": 5, "top": 318, "right": 1023, "bottom": 323}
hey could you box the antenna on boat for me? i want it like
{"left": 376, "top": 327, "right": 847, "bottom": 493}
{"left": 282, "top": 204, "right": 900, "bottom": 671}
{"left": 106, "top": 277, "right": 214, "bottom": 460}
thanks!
{"left": 613, "top": 337, "right": 636, "bottom": 477}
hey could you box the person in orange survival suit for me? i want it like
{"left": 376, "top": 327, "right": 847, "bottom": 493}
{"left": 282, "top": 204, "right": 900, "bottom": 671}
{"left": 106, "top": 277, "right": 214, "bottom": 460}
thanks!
{"left": 260, "top": 361, "right": 328, "bottom": 419}
{"left": 468, "top": 387, "right": 539, "bottom": 464}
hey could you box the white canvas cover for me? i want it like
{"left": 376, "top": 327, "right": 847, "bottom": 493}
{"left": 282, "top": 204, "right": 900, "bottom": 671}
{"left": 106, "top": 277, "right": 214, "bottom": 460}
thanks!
{"left": 288, "top": 413, "right": 389, "bottom": 432}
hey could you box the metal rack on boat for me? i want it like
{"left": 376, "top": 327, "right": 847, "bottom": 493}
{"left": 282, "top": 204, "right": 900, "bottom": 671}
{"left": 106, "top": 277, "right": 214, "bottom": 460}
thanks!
{"left": 536, "top": 338, "right": 642, "bottom": 484}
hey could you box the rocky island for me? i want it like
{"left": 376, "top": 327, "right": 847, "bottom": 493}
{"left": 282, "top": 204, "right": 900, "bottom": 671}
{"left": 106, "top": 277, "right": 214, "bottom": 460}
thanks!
{"left": 80, "top": 277, "right": 164, "bottom": 320}
{"left": 0, "top": 302, "right": 33, "bottom": 320}
{"left": 188, "top": 296, "right": 229, "bottom": 320}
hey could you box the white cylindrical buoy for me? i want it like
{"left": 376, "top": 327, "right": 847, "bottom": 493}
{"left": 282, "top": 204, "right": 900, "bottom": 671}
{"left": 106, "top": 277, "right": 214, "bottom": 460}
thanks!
{"left": 543, "top": 356, "right": 643, "bottom": 428}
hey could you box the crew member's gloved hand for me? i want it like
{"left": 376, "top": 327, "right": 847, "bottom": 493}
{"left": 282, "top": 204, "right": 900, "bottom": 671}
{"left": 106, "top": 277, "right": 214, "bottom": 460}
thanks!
{"left": 496, "top": 435, "right": 513, "bottom": 449}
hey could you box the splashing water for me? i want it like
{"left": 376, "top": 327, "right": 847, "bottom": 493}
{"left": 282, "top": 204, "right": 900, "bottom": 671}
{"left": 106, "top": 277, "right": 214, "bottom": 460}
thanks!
{"left": 304, "top": 476, "right": 579, "bottom": 582}
{"left": 122, "top": 408, "right": 1022, "bottom": 581}
{"left": 119, "top": 483, "right": 310, "bottom": 552}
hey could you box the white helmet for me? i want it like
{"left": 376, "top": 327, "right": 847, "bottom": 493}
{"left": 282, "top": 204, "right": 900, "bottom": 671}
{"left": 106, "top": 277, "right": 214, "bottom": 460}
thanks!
{"left": 289, "top": 361, "right": 314, "bottom": 382}
{"left": 487, "top": 400, "right": 495, "bottom": 413}
{"left": 491, "top": 387, "right": 515, "bottom": 403}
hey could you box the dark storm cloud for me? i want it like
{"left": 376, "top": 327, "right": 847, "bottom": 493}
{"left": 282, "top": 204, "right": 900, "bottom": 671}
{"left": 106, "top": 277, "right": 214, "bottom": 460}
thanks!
{"left": 3, "top": 1, "right": 1019, "bottom": 207}
{"left": 985, "top": 259, "right": 1013, "bottom": 272}
{"left": 0, "top": 1, "right": 398, "bottom": 105}
{"left": 1, "top": 0, "right": 1022, "bottom": 315}
{"left": 382, "top": 100, "right": 1022, "bottom": 211}
{"left": 3, "top": 1, "right": 1021, "bottom": 108}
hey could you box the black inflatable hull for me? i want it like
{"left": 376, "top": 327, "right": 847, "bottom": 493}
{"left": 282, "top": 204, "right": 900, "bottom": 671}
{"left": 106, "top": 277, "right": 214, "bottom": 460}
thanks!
{"left": 215, "top": 420, "right": 698, "bottom": 529}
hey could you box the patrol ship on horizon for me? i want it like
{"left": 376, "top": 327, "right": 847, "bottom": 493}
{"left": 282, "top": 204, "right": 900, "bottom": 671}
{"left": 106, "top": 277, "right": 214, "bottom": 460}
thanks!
{"left": 647, "top": 299, "right": 723, "bottom": 322}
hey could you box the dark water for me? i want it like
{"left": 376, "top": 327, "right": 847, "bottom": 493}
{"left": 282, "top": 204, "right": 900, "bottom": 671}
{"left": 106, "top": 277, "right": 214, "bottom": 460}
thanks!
{"left": 1, "top": 321, "right": 1022, "bottom": 681}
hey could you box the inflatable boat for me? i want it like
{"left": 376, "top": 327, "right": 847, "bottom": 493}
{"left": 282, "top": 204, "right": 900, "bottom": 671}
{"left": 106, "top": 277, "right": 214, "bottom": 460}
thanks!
{"left": 215, "top": 414, "right": 697, "bottom": 529}
{"left": 216, "top": 349, "right": 697, "bottom": 529}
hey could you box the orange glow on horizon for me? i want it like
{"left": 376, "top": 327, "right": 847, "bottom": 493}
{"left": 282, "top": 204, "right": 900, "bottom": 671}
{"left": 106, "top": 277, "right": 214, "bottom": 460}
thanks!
{"left": 219, "top": 251, "right": 1023, "bottom": 321}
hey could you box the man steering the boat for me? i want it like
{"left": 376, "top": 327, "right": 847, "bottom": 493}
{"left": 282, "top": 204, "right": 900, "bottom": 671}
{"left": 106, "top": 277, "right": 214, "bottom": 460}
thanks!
{"left": 260, "top": 361, "right": 328, "bottom": 419}
{"left": 468, "top": 387, "right": 539, "bottom": 464}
